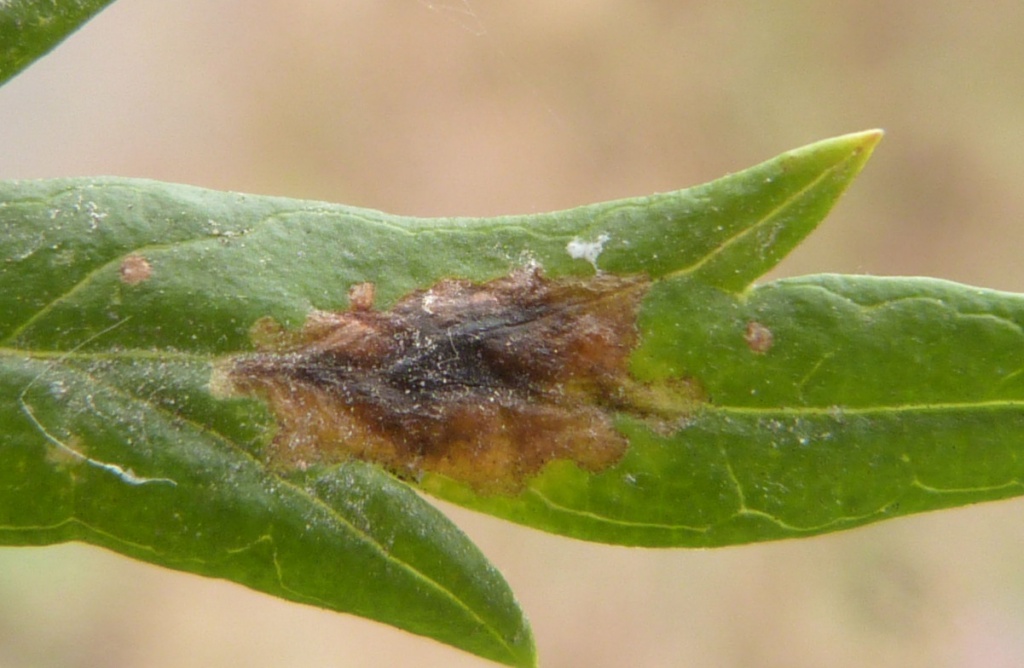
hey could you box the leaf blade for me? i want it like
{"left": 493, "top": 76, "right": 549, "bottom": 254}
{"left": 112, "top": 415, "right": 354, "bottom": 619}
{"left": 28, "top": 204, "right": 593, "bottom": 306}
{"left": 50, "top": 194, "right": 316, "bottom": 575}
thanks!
{"left": 0, "top": 131, "right": 883, "bottom": 661}
{"left": 0, "top": 351, "right": 535, "bottom": 666}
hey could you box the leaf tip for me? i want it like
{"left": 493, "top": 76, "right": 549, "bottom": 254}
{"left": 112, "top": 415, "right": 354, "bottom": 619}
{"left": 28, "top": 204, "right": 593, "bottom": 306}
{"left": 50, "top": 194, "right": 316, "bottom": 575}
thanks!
{"left": 831, "top": 128, "right": 885, "bottom": 169}
{"left": 850, "top": 127, "right": 884, "bottom": 156}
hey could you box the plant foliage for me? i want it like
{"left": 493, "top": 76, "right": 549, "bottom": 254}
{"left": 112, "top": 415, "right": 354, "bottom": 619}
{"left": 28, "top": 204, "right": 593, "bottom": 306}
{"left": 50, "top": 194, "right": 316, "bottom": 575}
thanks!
{"left": 4, "top": 3, "right": 1023, "bottom": 666}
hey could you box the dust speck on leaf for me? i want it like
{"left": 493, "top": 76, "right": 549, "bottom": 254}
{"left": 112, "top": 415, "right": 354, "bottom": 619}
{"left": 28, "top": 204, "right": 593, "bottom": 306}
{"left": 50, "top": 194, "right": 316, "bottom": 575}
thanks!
{"left": 119, "top": 254, "right": 152, "bottom": 285}
{"left": 212, "top": 267, "right": 669, "bottom": 493}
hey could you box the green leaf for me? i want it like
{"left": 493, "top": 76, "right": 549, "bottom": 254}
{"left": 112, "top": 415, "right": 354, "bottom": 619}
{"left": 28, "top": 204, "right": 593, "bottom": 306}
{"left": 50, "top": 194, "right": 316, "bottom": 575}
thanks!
{"left": 1, "top": 367, "right": 535, "bottom": 667}
{"left": 0, "top": 0, "right": 118, "bottom": 87}
{"left": 0, "top": 130, "right": 877, "bottom": 662}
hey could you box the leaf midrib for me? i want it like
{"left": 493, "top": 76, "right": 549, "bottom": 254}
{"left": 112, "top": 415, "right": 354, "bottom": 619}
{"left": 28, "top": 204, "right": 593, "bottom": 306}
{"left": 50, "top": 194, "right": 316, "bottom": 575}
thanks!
{"left": 5, "top": 347, "right": 1022, "bottom": 417}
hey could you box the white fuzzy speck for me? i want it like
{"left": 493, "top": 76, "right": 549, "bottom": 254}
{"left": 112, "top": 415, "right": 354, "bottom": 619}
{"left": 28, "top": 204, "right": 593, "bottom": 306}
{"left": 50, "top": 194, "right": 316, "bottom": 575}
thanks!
{"left": 566, "top": 233, "right": 610, "bottom": 271}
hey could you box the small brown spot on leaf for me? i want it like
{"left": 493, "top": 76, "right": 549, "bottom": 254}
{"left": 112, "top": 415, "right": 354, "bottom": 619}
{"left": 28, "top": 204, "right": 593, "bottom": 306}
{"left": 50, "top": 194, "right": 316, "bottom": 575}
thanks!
{"left": 745, "top": 320, "right": 774, "bottom": 354}
{"left": 119, "top": 254, "right": 152, "bottom": 285}
{"left": 214, "top": 267, "right": 656, "bottom": 493}
{"left": 347, "top": 282, "right": 375, "bottom": 311}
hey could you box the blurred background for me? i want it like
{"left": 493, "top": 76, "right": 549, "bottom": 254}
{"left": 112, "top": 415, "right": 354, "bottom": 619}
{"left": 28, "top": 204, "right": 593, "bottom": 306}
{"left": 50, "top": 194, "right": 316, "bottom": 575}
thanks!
{"left": 3, "top": 1, "right": 1024, "bottom": 666}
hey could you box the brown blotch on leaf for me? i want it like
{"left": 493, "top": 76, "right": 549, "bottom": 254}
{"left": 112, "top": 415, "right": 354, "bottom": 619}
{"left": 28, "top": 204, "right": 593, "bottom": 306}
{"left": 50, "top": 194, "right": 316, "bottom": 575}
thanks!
{"left": 212, "top": 267, "right": 653, "bottom": 493}
{"left": 745, "top": 320, "right": 774, "bottom": 354}
{"left": 119, "top": 254, "right": 152, "bottom": 285}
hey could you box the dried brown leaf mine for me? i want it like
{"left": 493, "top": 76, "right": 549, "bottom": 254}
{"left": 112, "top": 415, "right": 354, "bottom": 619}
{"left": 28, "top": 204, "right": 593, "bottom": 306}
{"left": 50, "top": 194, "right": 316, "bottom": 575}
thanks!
{"left": 214, "top": 267, "right": 653, "bottom": 493}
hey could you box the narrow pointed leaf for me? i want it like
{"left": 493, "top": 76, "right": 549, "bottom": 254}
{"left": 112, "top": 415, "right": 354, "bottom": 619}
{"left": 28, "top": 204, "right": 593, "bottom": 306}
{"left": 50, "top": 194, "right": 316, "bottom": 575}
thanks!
{"left": 1, "top": 359, "right": 535, "bottom": 666}
{"left": 0, "top": 0, "right": 118, "bottom": 87}
{"left": 1, "top": 131, "right": 877, "bottom": 661}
